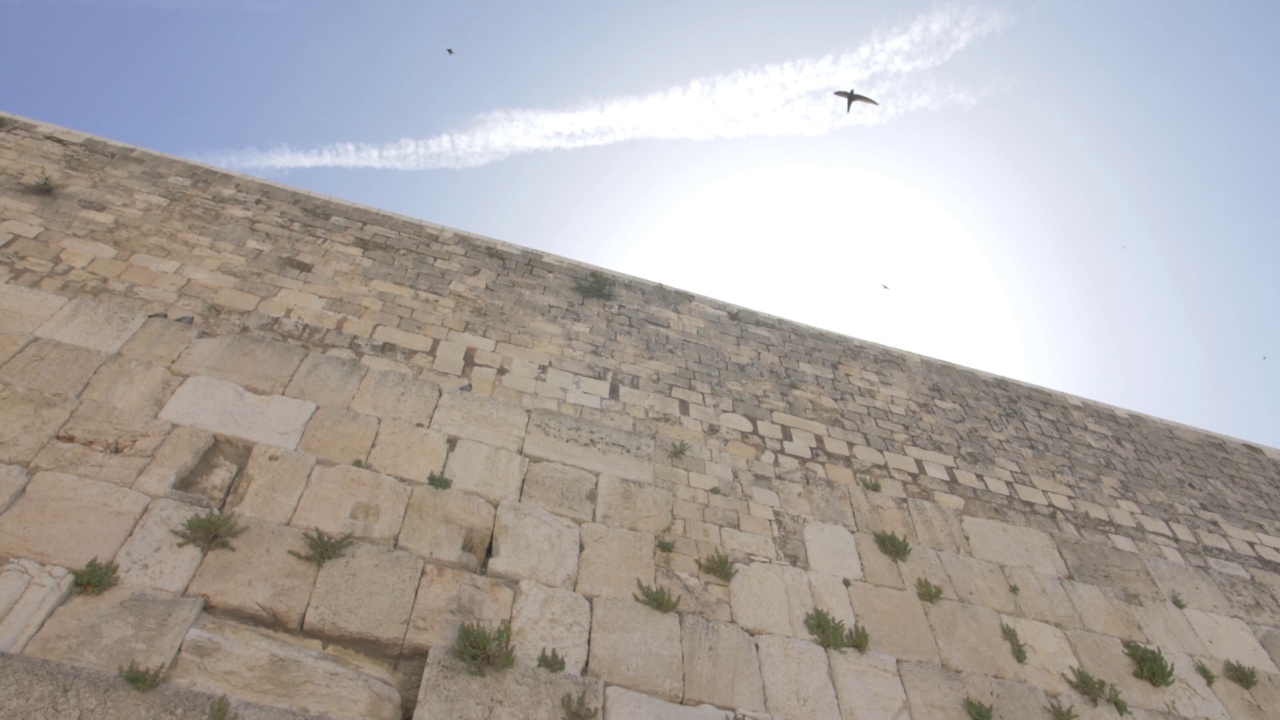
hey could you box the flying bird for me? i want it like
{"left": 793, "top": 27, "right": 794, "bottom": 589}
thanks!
{"left": 881, "top": 284, "right": 890, "bottom": 290}
{"left": 834, "top": 89, "right": 878, "bottom": 112}
{"left": 446, "top": 48, "right": 455, "bottom": 56}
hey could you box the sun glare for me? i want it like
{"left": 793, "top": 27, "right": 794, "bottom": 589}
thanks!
{"left": 624, "top": 164, "right": 1028, "bottom": 379}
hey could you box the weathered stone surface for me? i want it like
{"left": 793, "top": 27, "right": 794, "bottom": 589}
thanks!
{"left": 0, "top": 386, "right": 77, "bottom": 464}
{"left": 119, "top": 316, "right": 199, "bottom": 365}
{"left": 659, "top": 568, "right": 733, "bottom": 623}
{"left": 845, "top": 581, "right": 940, "bottom": 663}
{"left": 962, "top": 673, "right": 1053, "bottom": 720}
{"left": 681, "top": 613, "right": 767, "bottom": 711}
{"left": 1133, "top": 599, "right": 1209, "bottom": 656}
{"left": 587, "top": 597, "right": 682, "bottom": 701}
{"left": 926, "top": 600, "right": 1024, "bottom": 679}
{"left": 1062, "top": 580, "right": 1146, "bottom": 641}
{"left": 730, "top": 562, "right": 813, "bottom": 638}
{"left": 756, "top": 634, "right": 841, "bottom": 720}
{"left": 0, "top": 331, "right": 25, "bottom": 367}
{"left": 939, "top": 551, "right": 1018, "bottom": 614}
{"left": 961, "top": 516, "right": 1066, "bottom": 577}
{"left": 808, "top": 571, "right": 858, "bottom": 629}
{"left": 304, "top": 543, "right": 423, "bottom": 654}
{"left": 1057, "top": 539, "right": 1162, "bottom": 601}
{"left": 487, "top": 501, "right": 579, "bottom": 589}
{"left": 849, "top": 490, "right": 913, "bottom": 537}
{"left": 0, "top": 464, "right": 29, "bottom": 512}
{"left": 576, "top": 523, "right": 655, "bottom": 600}
{"left": 429, "top": 391, "right": 528, "bottom": 452}
{"left": 349, "top": 368, "right": 440, "bottom": 426}
{"left": 509, "top": 580, "right": 591, "bottom": 674}
{"left": 1183, "top": 608, "right": 1279, "bottom": 672}
{"left": 603, "top": 686, "right": 730, "bottom": 720}
{"left": 284, "top": 351, "right": 367, "bottom": 408}
{"left": 907, "top": 498, "right": 968, "bottom": 553}
{"left": 297, "top": 407, "right": 379, "bottom": 465}
{"left": 898, "top": 661, "right": 967, "bottom": 718}
{"left": 443, "top": 438, "right": 527, "bottom": 505}
{"left": 828, "top": 649, "right": 909, "bottom": 720}
{"left": 169, "top": 613, "right": 402, "bottom": 720}
{"left": 29, "top": 438, "right": 153, "bottom": 488}
{"left": 0, "top": 471, "right": 149, "bottom": 568}
{"left": 34, "top": 298, "right": 144, "bottom": 354}
{"left": 1143, "top": 556, "right": 1234, "bottom": 615}
{"left": 114, "top": 498, "right": 206, "bottom": 594}
{"left": 290, "top": 464, "right": 411, "bottom": 544}
{"left": 24, "top": 588, "right": 201, "bottom": 673}
{"left": 186, "top": 519, "right": 318, "bottom": 631}
{"left": 523, "top": 409, "right": 654, "bottom": 481}
{"left": 0, "top": 559, "right": 73, "bottom": 653}
{"left": 853, "top": 532, "right": 905, "bottom": 589}
{"left": 1000, "top": 614, "right": 1079, "bottom": 694}
{"left": 1165, "top": 649, "right": 1232, "bottom": 720}
{"left": 0, "top": 283, "right": 67, "bottom": 334}
{"left": 223, "top": 444, "right": 316, "bottom": 524}
{"left": 594, "top": 474, "right": 673, "bottom": 535}
{"left": 404, "top": 564, "right": 514, "bottom": 652}
{"left": 413, "top": 645, "right": 602, "bottom": 720}
{"left": 172, "top": 335, "right": 307, "bottom": 395}
{"left": 1065, "top": 630, "right": 1173, "bottom": 712}
{"left": 397, "top": 485, "right": 495, "bottom": 571}
{"left": 804, "top": 521, "right": 863, "bottom": 580}
{"left": 132, "top": 425, "right": 215, "bottom": 497}
{"left": 519, "top": 461, "right": 598, "bottom": 524}
{"left": 1004, "top": 565, "right": 1082, "bottom": 628}
{"left": 0, "top": 338, "right": 107, "bottom": 397}
{"left": 367, "top": 419, "right": 448, "bottom": 483}
{"left": 159, "top": 376, "right": 316, "bottom": 450}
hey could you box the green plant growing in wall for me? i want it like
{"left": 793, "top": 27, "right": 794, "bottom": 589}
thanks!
{"left": 29, "top": 169, "right": 55, "bottom": 196}
{"left": 172, "top": 511, "right": 246, "bottom": 555}
{"left": 1063, "top": 667, "right": 1129, "bottom": 715}
{"left": 1046, "top": 698, "right": 1078, "bottom": 720}
{"left": 209, "top": 696, "right": 239, "bottom": 720}
{"left": 859, "top": 477, "right": 882, "bottom": 493}
{"left": 1224, "top": 660, "right": 1257, "bottom": 689}
{"left": 963, "top": 697, "right": 993, "bottom": 720}
{"left": 351, "top": 459, "right": 364, "bottom": 468}
{"left": 873, "top": 531, "right": 911, "bottom": 562}
{"left": 560, "top": 690, "right": 598, "bottom": 720}
{"left": 427, "top": 472, "right": 452, "bottom": 490}
{"left": 289, "top": 528, "right": 356, "bottom": 568}
{"left": 1194, "top": 660, "right": 1216, "bottom": 686}
{"left": 1123, "top": 642, "right": 1175, "bottom": 687}
{"left": 572, "top": 271, "right": 615, "bottom": 300}
{"left": 120, "top": 661, "right": 162, "bottom": 691}
{"left": 73, "top": 557, "right": 118, "bottom": 595}
{"left": 452, "top": 621, "right": 515, "bottom": 676}
{"left": 915, "top": 578, "right": 943, "bottom": 603}
{"left": 697, "top": 549, "right": 737, "bottom": 581}
{"left": 634, "top": 579, "right": 680, "bottom": 613}
{"left": 655, "top": 537, "right": 675, "bottom": 553}
{"left": 727, "top": 310, "right": 741, "bottom": 322}
{"left": 538, "top": 647, "right": 566, "bottom": 673}
{"left": 709, "top": 487, "right": 721, "bottom": 495}
{"left": 1009, "top": 584, "right": 1021, "bottom": 596}
{"left": 804, "top": 609, "right": 868, "bottom": 653}
{"left": 667, "top": 441, "right": 690, "bottom": 460}
{"left": 1171, "top": 592, "right": 1186, "bottom": 609}
{"left": 1001, "top": 622, "right": 1028, "bottom": 664}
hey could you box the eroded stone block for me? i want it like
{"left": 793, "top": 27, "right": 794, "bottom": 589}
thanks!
{"left": 114, "top": 498, "right": 206, "bottom": 594}
{"left": 290, "top": 464, "right": 411, "bottom": 544}
{"left": 0, "top": 471, "right": 149, "bottom": 569}
{"left": 0, "top": 464, "right": 30, "bottom": 513}
{"left": 0, "top": 559, "right": 73, "bottom": 653}
{"left": 0, "top": 386, "right": 77, "bottom": 465}
{"left": 34, "top": 298, "right": 145, "bottom": 354}
{"left": 443, "top": 438, "right": 527, "bottom": 505}
{"left": 961, "top": 516, "right": 1067, "bottom": 577}
{"left": 523, "top": 409, "right": 654, "bottom": 481}
{"left": 223, "top": 444, "right": 316, "bottom": 524}
{"left": 1057, "top": 539, "right": 1162, "bottom": 601}
{"left": 0, "top": 338, "right": 107, "bottom": 397}
{"left": 397, "top": 485, "right": 495, "bottom": 571}
{"left": 487, "top": 501, "right": 579, "bottom": 589}
{"left": 297, "top": 407, "right": 379, "bottom": 465}
{"left": 186, "top": 519, "right": 318, "bottom": 631}
{"left": 284, "top": 351, "right": 367, "bottom": 408}
{"left": 158, "top": 376, "right": 316, "bottom": 450}
{"left": 304, "top": 543, "right": 423, "bottom": 654}
{"left": 603, "top": 686, "right": 729, "bottom": 720}
{"left": 845, "top": 581, "right": 940, "bottom": 663}
{"left": 681, "top": 613, "right": 766, "bottom": 711}
{"left": 429, "top": 391, "right": 528, "bottom": 452}
{"left": 828, "top": 649, "right": 909, "bottom": 720}
{"left": 413, "top": 645, "right": 602, "bottom": 720}
{"left": 520, "top": 462, "right": 598, "bottom": 524}
{"left": 595, "top": 474, "right": 673, "bottom": 535}
{"left": 729, "top": 562, "right": 813, "bottom": 638}
{"left": 119, "top": 316, "right": 199, "bottom": 365}
{"left": 756, "top": 634, "right": 841, "bottom": 720}
{"left": 367, "top": 419, "right": 448, "bottom": 483}
{"left": 404, "top": 564, "right": 514, "bottom": 652}
{"left": 173, "top": 334, "right": 307, "bottom": 395}
{"left": 132, "top": 425, "right": 214, "bottom": 498}
{"left": 804, "top": 521, "right": 863, "bottom": 581}
{"left": 1183, "top": 608, "right": 1279, "bottom": 672}
{"left": 0, "top": 283, "right": 68, "bottom": 334}
{"left": 576, "top": 523, "right": 655, "bottom": 600}
{"left": 509, "top": 580, "right": 591, "bottom": 674}
{"left": 350, "top": 368, "right": 440, "bottom": 426}
{"left": 587, "top": 596, "right": 682, "bottom": 702}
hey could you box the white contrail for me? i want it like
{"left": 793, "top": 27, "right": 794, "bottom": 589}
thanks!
{"left": 205, "top": 6, "right": 1007, "bottom": 171}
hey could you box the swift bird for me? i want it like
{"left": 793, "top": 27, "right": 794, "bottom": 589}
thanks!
{"left": 834, "top": 89, "right": 878, "bottom": 112}
{"left": 446, "top": 48, "right": 455, "bottom": 56}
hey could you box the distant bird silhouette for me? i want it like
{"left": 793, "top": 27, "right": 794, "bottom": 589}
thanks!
{"left": 834, "top": 89, "right": 878, "bottom": 112}
{"left": 881, "top": 284, "right": 890, "bottom": 290}
{"left": 446, "top": 48, "right": 455, "bottom": 56}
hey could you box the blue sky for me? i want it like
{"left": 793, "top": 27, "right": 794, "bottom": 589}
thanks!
{"left": 6, "top": 1, "right": 1279, "bottom": 449}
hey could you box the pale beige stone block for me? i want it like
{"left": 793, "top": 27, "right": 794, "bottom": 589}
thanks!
{"left": 961, "top": 516, "right": 1067, "bottom": 577}
{"left": 603, "top": 686, "right": 729, "bottom": 720}
{"left": 487, "top": 501, "right": 579, "bottom": 589}
{"left": 443, "top": 438, "right": 527, "bottom": 505}
{"left": 1000, "top": 614, "right": 1080, "bottom": 694}
{"left": 223, "top": 444, "right": 316, "bottom": 524}
{"left": 729, "top": 562, "right": 813, "bottom": 638}
{"left": 1003, "top": 566, "right": 1082, "bottom": 628}
{"left": 520, "top": 461, "right": 598, "bottom": 524}
{"left": 0, "top": 464, "right": 30, "bottom": 512}
{"left": 587, "top": 596, "right": 682, "bottom": 702}
{"left": 1064, "top": 630, "right": 1174, "bottom": 713}
{"left": 1062, "top": 580, "right": 1146, "bottom": 641}
{"left": 906, "top": 497, "right": 968, "bottom": 553}
{"left": 1164, "top": 649, "right": 1233, "bottom": 720}
{"left": 186, "top": 519, "right": 318, "bottom": 630}
{"left": 304, "top": 543, "right": 422, "bottom": 654}
{"left": 158, "top": 376, "right": 317, "bottom": 450}
{"left": 284, "top": 351, "right": 367, "bottom": 408}
{"left": 114, "top": 498, "right": 205, "bottom": 594}
{"left": 853, "top": 532, "right": 904, "bottom": 590}
{"left": 0, "top": 338, "right": 107, "bottom": 398}
{"left": 845, "top": 581, "right": 940, "bottom": 663}
{"left": 898, "top": 661, "right": 967, "bottom": 718}
{"left": 756, "top": 633, "right": 841, "bottom": 720}
{"left": 809, "top": 572, "right": 858, "bottom": 629}
{"left": 397, "top": 485, "right": 495, "bottom": 571}
{"left": 804, "top": 521, "right": 863, "bottom": 580}
{"left": 509, "top": 580, "right": 591, "bottom": 674}
{"left": 34, "top": 298, "right": 145, "bottom": 353}
{"left": 367, "top": 419, "right": 447, "bottom": 483}
{"left": 1133, "top": 600, "right": 1209, "bottom": 656}
{"left": 349, "top": 368, "right": 440, "bottom": 426}
{"left": 594, "top": 474, "right": 673, "bottom": 535}
{"left": 681, "top": 613, "right": 767, "bottom": 711}
{"left": 0, "top": 560, "right": 73, "bottom": 653}
{"left": 413, "top": 644, "right": 602, "bottom": 720}
{"left": 926, "top": 600, "right": 1024, "bottom": 679}
{"left": 429, "top": 391, "right": 528, "bottom": 452}
{"left": 1141, "top": 556, "right": 1234, "bottom": 615}
{"left": 849, "top": 489, "right": 913, "bottom": 537}
{"left": 290, "top": 465, "right": 411, "bottom": 544}
{"left": 297, "top": 407, "right": 379, "bottom": 465}
{"left": 120, "top": 317, "right": 199, "bottom": 365}
{"left": 132, "top": 425, "right": 214, "bottom": 497}
{"left": 939, "top": 551, "right": 1018, "bottom": 614}
{"left": 0, "top": 471, "right": 149, "bottom": 569}
{"left": 575, "top": 523, "right": 655, "bottom": 600}
{"left": 404, "top": 564, "right": 514, "bottom": 652}
{"left": 523, "top": 409, "right": 654, "bottom": 481}
{"left": 24, "top": 588, "right": 201, "bottom": 673}
{"left": 828, "top": 649, "right": 909, "bottom": 720}
{"left": 1057, "top": 539, "right": 1162, "bottom": 601}
{"left": 173, "top": 334, "right": 307, "bottom": 395}
{"left": 0, "top": 283, "right": 67, "bottom": 333}
{"left": 1183, "top": 608, "right": 1279, "bottom": 672}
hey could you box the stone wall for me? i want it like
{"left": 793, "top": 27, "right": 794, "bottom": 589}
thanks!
{"left": 1, "top": 111, "right": 1278, "bottom": 719}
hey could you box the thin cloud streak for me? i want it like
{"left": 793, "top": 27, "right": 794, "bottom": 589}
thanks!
{"left": 206, "top": 6, "right": 1007, "bottom": 172}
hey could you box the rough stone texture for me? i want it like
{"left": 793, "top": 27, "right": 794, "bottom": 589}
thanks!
{"left": 1182, "top": 608, "right": 1280, "bottom": 672}
{"left": 397, "top": 484, "right": 495, "bottom": 571}
{"left": 404, "top": 564, "right": 514, "bottom": 652}
{"left": 34, "top": 298, "right": 145, "bottom": 354}
{"left": 1004, "top": 565, "right": 1082, "bottom": 628}
{"left": 576, "top": 522, "right": 655, "bottom": 600}
{"left": 0, "top": 559, "right": 73, "bottom": 653}
{"left": 1142, "top": 556, "right": 1235, "bottom": 615}
{"left": 442, "top": 438, "right": 527, "bottom": 505}
{"left": 587, "top": 597, "right": 683, "bottom": 702}
{"left": 519, "top": 461, "right": 598, "bottom": 524}
{"left": 185, "top": 519, "right": 318, "bottom": 631}
{"left": 827, "top": 649, "right": 910, "bottom": 720}
{"left": 844, "top": 581, "right": 940, "bottom": 663}
{"left": 0, "top": 385, "right": 77, "bottom": 464}
{"left": 296, "top": 407, "right": 379, "bottom": 465}
{"left": 0, "top": 463, "right": 30, "bottom": 512}
{"left": 413, "top": 645, "right": 603, "bottom": 720}
{"left": 367, "top": 419, "right": 448, "bottom": 483}
{"left": 349, "top": 368, "right": 440, "bottom": 426}
{"left": 939, "top": 551, "right": 1018, "bottom": 614}
{"left": 303, "top": 543, "right": 423, "bottom": 654}
{"left": 1062, "top": 580, "right": 1146, "bottom": 641}
{"left": 289, "top": 464, "right": 411, "bottom": 544}
{"left": 114, "top": 498, "right": 206, "bottom": 594}
{"left": 132, "top": 425, "right": 215, "bottom": 498}
{"left": 523, "top": 409, "right": 654, "bottom": 481}
{"left": 0, "top": 338, "right": 107, "bottom": 398}
{"left": 169, "top": 614, "right": 402, "bottom": 720}
{"left": 223, "top": 444, "right": 316, "bottom": 524}
{"left": 0, "top": 283, "right": 68, "bottom": 333}
{"left": 487, "top": 500, "right": 579, "bottom": 589}
{"left": 594, "top": 473, "right": 673, "bottom": 535}
{"left": 284, "top": 351, "right": 367, "bottom": 408}
{"left": 1058, "top": 539, "right": 1163, "bottom": 602}
{"left": 172, "top": 335, "right": 307, "bottom": 395}
{"left": 159, "top": 376, "right": 317, "bottom": 450}
{"left": 509, "top": 580, "right": 591, "bottom": 674}
{"left": 0, "top": 471, "right": 149, "bottom": 568}
{"left": 681, "top": 613, "right": 767, "bottom": 712}
{"left": 925, "top": 600, "right": 1025, "bottom": 680}
{"left": 603, "top": 686, "right": 730, "bottom": 720}
{"left": 804, "top": 520, "right": 863, "bottom": 580}
{"left": 24, "top": 588, "right": 202, "bottom": 674}
{"left": 429, "top": 391, "right": 528, "bottom": 452}
{"left": 961, "top": 515, "right": 1067, "bottom": 577}
{"left": 730, "top": 562, "right": 814, "bottom": 638}
{"left": 755, "top": 633, "right": 841, "bottom": 720}
{"left": 906, "top": 498, "right": 968, "bottom": 553}
{"left": 119, "top": 317, "right": 199, "bottom": 366}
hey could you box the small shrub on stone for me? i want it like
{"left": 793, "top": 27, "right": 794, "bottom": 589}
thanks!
{"left": 1224, "top": 660, "right": 1257, "bottom": 689}
{"left": 697, "top": 549, "right": 737, "bottom": 582}
{"left": 667, "top": 441, "right": 690, "bottom": 460}
{"left": 1194, "top": 660, "right": 1216, "bottom": 686}
{"left": 963, "top": 697, "right": 993, "bottom": 720}
{"left": 172, "top": 511, "right": 246, "bottom": 555}
{"left": 1001, "top": 622, "right": 1028, "bottom": 664}
{"left": 859, "top": 477, "right": 882, "bottom": 493}
{"left": 73, "top": 557, "right": 118, "bottom": 595}
{"left": 1046, "top": 698, "right": 1078, "bottom": 720}
{"left": 804, "top": 609, "right": 868, "bottom": 653}
{"left": 120, "top": 660, "right": 162, "bottom": 691}
{"left": 634, "top": 579, "right": 680, "bottom": 613}
{"left": 561, "top": 690, "right": 598, "bottom": 720}
{"left": 209, "top": 695, "right": 239, "bottom": 720}
{"left": 1062, "top": 666, "right": 1109, "bottom": 706}
{"left": 655, "top": 538, "right": 675, "bottom": 553}
{"left": 427, "top": 472, "right": 452, "bottom": 490}
{"left": 351, "top": 459, "right": 364, "bottom": 468}
{"left": 572, "top": 271, "right": 615, "bottom": 300}
{"left": 29, "top": 169, "right": 55, "bottom": 195}
{"left": 452, "top": 621, "right": 515, "bottom": 676}
{"left": 709, "top": 487, "right": 721, "bottom": 495}
{"left": 1171, "top": 591, "right": 1186, "bottom": 609}
{"left": 842, "top": 578, "right": 852, "bottom": 588}
{"left": 289, "top": 528, "right": 356, "bottom": 568}
{"left": 1123, "top": 641, "right": 1175, "bottom": 687}
{"left": 1106, "top": 685, "right": 1129, "bottom": 715}
{"left": 1009, "top": 584, "right": 1021, "bottom": 595}
{"left": 915, "top": 578, "right": 943, "bottom": 603}
{"left": 873, "top": 531, "right": 911, "bottom": 562}
{"left": 538, "top": 647, "right": 566, "bottom": 673}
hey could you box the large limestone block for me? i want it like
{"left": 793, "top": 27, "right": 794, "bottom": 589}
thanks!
{"left": 297, "top": 407, "right": 379, "bottom": 465}
{"left": 961, "top": 516, "right": 1067, "bottom": 577}
{"left": 430, "top": 391, "right": 529, "bottom": 452}
{"left": 56, "top": 395, "right": 171, "bottom": 459}
{"left": 82, "top": 355, "right": 179, "bottom": 418}
{"left": 172, "top": 334, "right": 307, "bottom": 395}
{"left": 681, "top": 613, "right": 767, "bottom": 712}
{"left": 961, "top": 673, "right": 1054, "bottom": 720}
{"left": 926, "top": 600, "right": 1024, "bottom": 680}
{"left": 898, "top": 661, "right": 966, "bottom": 718}
{"left": 523, "top": 409, "right": 654, "bottom": 481}
{"left": 845, "top": 581, "right": 940, "bottom": 663}
{"left": 906, "top": 497, "right": 968, "bottom": 553}
{"left": 0, "top": 338, "right": 107, "bottom": 397}
{"left": 367, "top": 419, "right": 448, "bottom": 483}
{"left": 404, "top": 564, "right": 514, "bottom": 651}
{"left": 131, "top": 425, "right": 214, "bottom": 498}
{"left": 851, "top": 531, "right": 904, "bottom": 589}
{"left": 114, "top": 498, "right": 206, "bottom": 594}
{"left": 119, "top": 316, "right": 199, "bottom": 365}
{"left": 1133, "top": 600, "right": 1209, "bottom": 656}
{"left": 809, "top": 572, "right": 857, "bottom": 629}
{"left": 443, "top": 438, "right": 528, "bottom": 505}
{"left": 1062, "top": 580, "right": 1146, "bottom": 641}
{"left": 0, "top": 386, "right": 76, "bottom": 464}
{"left": 0, "top": 464, "right": 30, "bottom": 512}
{"left": 1165, "top": 650, "right": 1233, "bottom": 720}
{"left": 0, "top": 471, "right": 149, "bottom": 569}
{"left": 398, "top": 485, "right": 495, "bottom": 571}
{"left": 223, "top": 444, "right": 316, "bottom": 524}
{"left": 29, "top": 439, "right": 152, "bottom": 488}
{"left": 413, "top": 644, "right": 603, "bottom": 720}
{"left": 25, "top": 588, "right": 202, "bottom": 674}
{"left": 848, "top": 490, "right": 913, "bottom": 537}
{"left": 520, "top": 461, "right": 598, "bottom": 524}
{"left": 488, "top": 501, "right": 580, "bottom": 589}
{"left": 576, "top": 523, "right": 655, "bottom": 600}
{"left": 603, "top": 686, "right": 731, "bottom": 720}
{"left": 1000, "top": 614, "right": 1080, "bottom": 694}
{"left": 587, "top": 597, "right": 683, "bottom": 702}
{"left": 804, "top": 521, "right": 863, "bottom": 580}
{"left": 1056, "top": 539, "right": 1162, "bottom": 601}
{"left": 1141, "top": 556, "right": 1234, "bottom": 615}
{"left": 34, "top": 298, "right": 145, "bottom": 353}
{"left": 1003, "top": 565, "right": 1082, "bottom": 628}
{"left": 939, "top": 551, "right": 1018, "bottom": 614}
{"left": 659, "top": 568, "right": 733, "bottom": 623}
{"left": 510, "top": 580, "right": 591, "bottom": 673}
{"left": 828, "top": 649, "right": 909, "bottom": 720}
{"left": 0, "top": 559, "right": 73, "bottom": 653}
{"left": 185, "top": 519, "right": 318, "bottom": 630}
{"left": 169, "top": 614, "right": 402, "bottom": 720}
{"left": 730, "top": 562, "right": 814, "bottom": 638}
{"left": 756, "top": 634, "right": 841, "bottom": 720}
{"left": 304, "top": 543, "right": 423, "bottom": 654}
{"left": 284, "top": 351, "right": 367, "bottom": 408}
{"left": 290, "top": 464, "right": 411, "bottom": 544}
{"left": 1065, "top": 630, "right": 1175, "bottom": 713}
{"left": 595, "top": 474, "right": 673, "bottom": 535}
{"left": 0, "top": 283, "right": 68, "bottom": 333}
{"left": 1183, "top": 608, "right": 1279, "bottom": 672}
{"left": 349, "top": 368, "right": 440, "bottom": 426}
{"left": 159, "top": 376, "right": 317, "bottom": 450}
